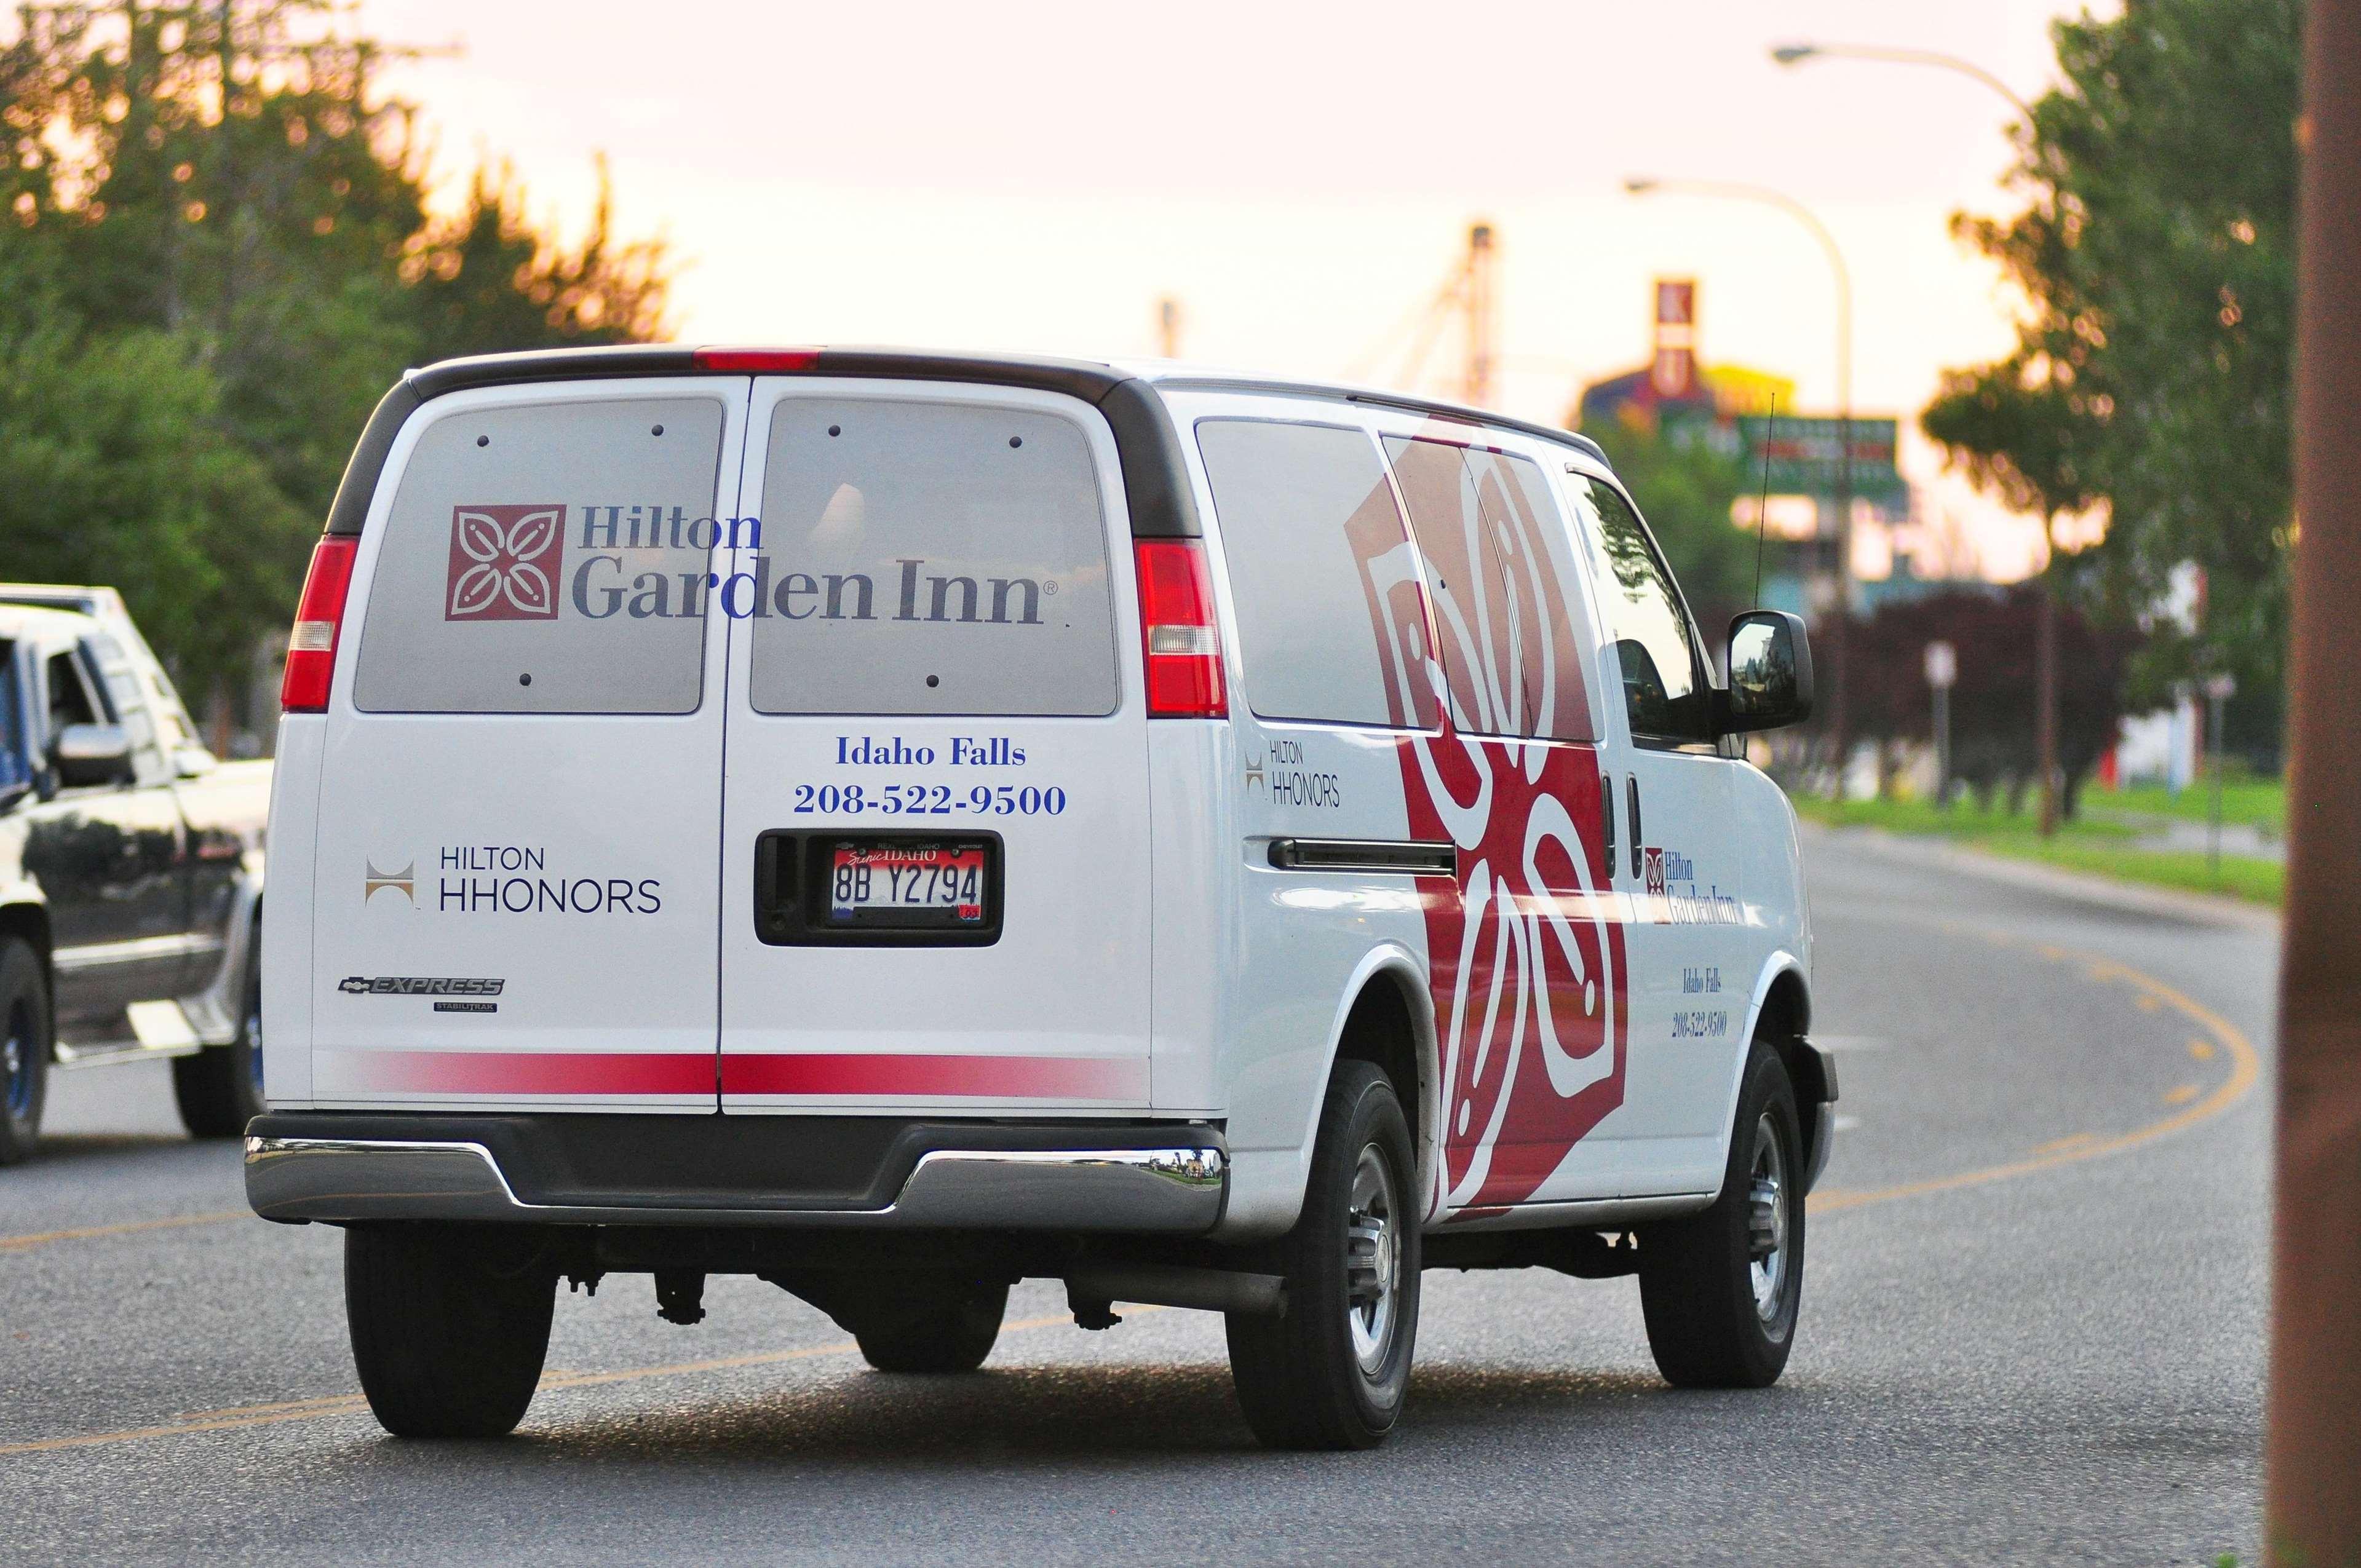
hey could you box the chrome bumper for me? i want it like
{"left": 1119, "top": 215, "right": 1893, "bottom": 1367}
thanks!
{"left": 244, "top": 1135, "right": 1227, "bottom": 1232}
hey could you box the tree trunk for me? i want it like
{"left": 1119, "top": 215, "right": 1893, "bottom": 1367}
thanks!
{"left": 2269, "top": 0, "right": 2361, "bottom": 1554}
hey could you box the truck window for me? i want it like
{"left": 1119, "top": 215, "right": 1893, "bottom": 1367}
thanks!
{"left": 1382, "top": 438, "right": 1598, "bottom": 742}
{"left": 46, "top": 651, "right": 99, "bottom": 734}
{"left": 0, "top": 642, "right": 25, "bottom": 794}
{"left": 1196, "top": 419, "right": 1437, "bottom": 729}
{"left": 749, "top": 398, "right": 1117, "bottom": 718}
{"left": 1569, "top": 475, "right": 1709, "bottom": 743}
{"left": 83, "top": 633, "right": 167, "bottom": 782}
{"left": 351, "top": 395, "right": 729, "bottom": 715}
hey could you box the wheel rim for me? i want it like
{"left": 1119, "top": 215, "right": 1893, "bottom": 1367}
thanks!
{"left": 4, "top": 998, "right": 31, "bottom": 1119}
{"left": 1344, "top": 1143, "right": 1402, "bottom": 1375}
{"left": 1746, "top": 1112, "right": 1789, "bottom": 1323}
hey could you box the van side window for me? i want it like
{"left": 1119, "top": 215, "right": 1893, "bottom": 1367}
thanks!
{"left": 1383, "top": 438, "right": 1598, "bottom": 742}
{"left": 352, "top": 395, "right": 728, "bottom": 715}
{"left": 1569, "top": 476, "right": 1709, "bottom": 744}
{"left": 1196, "top": 419, "right": 1438, "bottom": 729}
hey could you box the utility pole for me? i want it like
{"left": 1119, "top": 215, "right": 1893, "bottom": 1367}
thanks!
{"left": 1155, "top": 296, "right": 1181, "bottom": 359}
{"left": 2037, "top": 512, "right": 2060, "bottom": 837}
{"left": 2270, "top": 0, "right": 2361, "bottom": 1553}
{"left": 1462, "top": 222, "right": 1496, "bottom": 408}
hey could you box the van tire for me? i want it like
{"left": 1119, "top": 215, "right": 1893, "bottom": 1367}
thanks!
{"left": 854, "top": 1280, "right": 1009, "bottom": 1374}
{"left": 0, "top": 939, "right": 50, "bottom": 1166}
{"left": 344, "top": 1226, "right": 557, "bottom": 1438}
{"left": 1637, "top": 1039, "right": 1805, "bottom": 1388}
{"left": 172, "top": 950, "right": 266, "bottom": 1138}
{"left": 1225, "top": 1059, "right": 1420, "bottom": 1450}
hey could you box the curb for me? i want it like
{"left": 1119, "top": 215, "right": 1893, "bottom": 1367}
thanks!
{"left": 1800, "top": 821, "right": 2283, "bottom": 933}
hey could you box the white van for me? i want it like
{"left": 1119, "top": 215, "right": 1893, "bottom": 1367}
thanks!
{"left": 248, "top": 346, "right": 1831, "bottom": 1449}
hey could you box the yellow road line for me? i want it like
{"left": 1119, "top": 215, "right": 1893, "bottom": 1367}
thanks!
{"left": 2031, "top": 1133, "right": 2099, "bottom": 1156}
{"left": 0, "top": 1211, "right": 249, "bottom": 1254}
{"left": 2164, "top": 1084, "right": 2200, "bottom": 1106}
{"left": 1812, "top": 935, "right": 2260, "bottom": 1216}
{"left": 0, "top": 1309, "right": 1119, "bottom": 1457}
{"left": 2190, "top": 1039, "right": 2216, "bottom": 1061}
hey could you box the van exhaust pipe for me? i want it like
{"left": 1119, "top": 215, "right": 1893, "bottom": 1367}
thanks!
{"left": 1063, "top": 1265, "right": 1287, "bottom": 1325}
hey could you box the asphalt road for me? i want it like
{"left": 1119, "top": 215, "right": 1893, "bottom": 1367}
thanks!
{"left": 0, "top": 829, "right": 2274, "bottom": 1566}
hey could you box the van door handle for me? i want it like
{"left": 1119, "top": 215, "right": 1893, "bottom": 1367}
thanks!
{"left": 1600, "top": 774, "right": 1616, "bottom": 881}
{"left": 1626, "top": 775, "right": 1643, "bottom": 881}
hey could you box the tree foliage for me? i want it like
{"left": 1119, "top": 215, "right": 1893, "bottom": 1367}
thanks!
{"left": 0, "top": 1, "right": 675, "bottom": 699}
{"left": 1845, "top": 587, "right": 2137, "bottom": 818}
{"left": 1921, "top": 0, "right": 2299, "bottom": 758}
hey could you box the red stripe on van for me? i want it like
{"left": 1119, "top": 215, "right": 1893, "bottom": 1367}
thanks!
{"left": 720, "top": 1053, "right": 1145, "bottom": 1101}
{"left": 315, "top": 1050, "right": 715, "bottom": 1098}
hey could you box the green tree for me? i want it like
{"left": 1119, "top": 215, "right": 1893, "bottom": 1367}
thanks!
{"left": 0, "top": 1, "right": 675, "bottom": 706}
{"left": 1581, "top": 419, "right": 1758, "bottom": 637}
{"left": 1924, "top": 0, "right": 2299, "bottom": 761}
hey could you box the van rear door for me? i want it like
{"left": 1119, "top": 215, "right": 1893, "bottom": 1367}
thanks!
{"left": 307, "top": 379, "right": 745, "bottom": 1109}
{"left": 718, "top": 381, "right": 1153, "bottom": 1112}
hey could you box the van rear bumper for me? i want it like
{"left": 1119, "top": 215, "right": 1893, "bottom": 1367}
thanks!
{"left": 243, "top": 1112, "right": 1226, "bottom": 1233}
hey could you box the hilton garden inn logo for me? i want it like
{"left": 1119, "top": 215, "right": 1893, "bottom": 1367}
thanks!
{"left": 445, "top": 505, "right": 565, "bottom": 620}
{"left": 437, "top": 502, "right": 1053, "bottom": 627}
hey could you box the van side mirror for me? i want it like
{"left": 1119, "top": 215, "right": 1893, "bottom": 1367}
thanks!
{"left": 52, "top": 723, "right": 132, "bottom": 787}
{"left": 1719, "top": 611, "right": 1814, "bottom": 734}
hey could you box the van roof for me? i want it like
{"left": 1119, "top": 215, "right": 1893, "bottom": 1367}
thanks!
{"left": 325, "top": 344, "right": 1610, "bottom": 542}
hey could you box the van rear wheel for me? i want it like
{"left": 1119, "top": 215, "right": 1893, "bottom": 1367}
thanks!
{"left": 1224, "top": 1059, "right": 1420, "bottom": 1450}
{"left": 1637, "top": 1039, "right": 1806, "bottom": 1388}
{"left": 344, "top": 1226, "right": 556, "bottom": 1438}
{"left": 853, "top": 1280, "right": 1009, "bottom": 1374}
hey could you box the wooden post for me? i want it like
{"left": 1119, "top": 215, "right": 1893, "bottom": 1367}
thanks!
{"left": 2268, "top": 0, "right": 2361, "bottom": 1556}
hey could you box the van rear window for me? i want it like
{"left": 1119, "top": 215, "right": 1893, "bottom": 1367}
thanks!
{"left": 351, "top": 395, "right": 727, "bottom": 715}
{"left": 748, "top": 399, "right": 1117, "bottom": 718}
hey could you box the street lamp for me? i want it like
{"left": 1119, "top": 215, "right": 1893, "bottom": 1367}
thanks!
{"left": 1771, "top": 41, "right": 2076, "bottom": 834}
{"left": 1769, "top": 41, "right": 2035, "bottom": 119}
{"left": 1622, "top": 174, "right": 1856, "bottom": 760}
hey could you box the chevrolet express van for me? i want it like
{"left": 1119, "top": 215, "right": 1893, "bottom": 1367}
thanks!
{"left": 248, "top": 346, "right": 1831, "bottom": 1449}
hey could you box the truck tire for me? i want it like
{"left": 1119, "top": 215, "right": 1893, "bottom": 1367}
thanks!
{"left": 854, "top": 1280, "right": 1009, "bottom": 1374}
{"left": 1637, "top": 1038, "right": 1806, "bottom": 1388}
{"left": 1225, "top": 1059, "right": 1420, "bottom": 1450}
{"left": 172, "top": 948, "right": 266, "bottom": 1138}
{"left": 345, "top": 1225, "right": 556, "bottom": 1439}
{"left": 0, "top": 938, "right": 50, "bottom": 1166}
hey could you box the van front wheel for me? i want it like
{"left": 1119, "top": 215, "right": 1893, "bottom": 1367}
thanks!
{"left": 1225, "top": 1060, "right": 1420, "bottom": 1450}
{"left": 1637, "top": 1039, "right": 1806, "bottom": 1388}
{"left": 344, "top": 1226, "right": 556, "bottom": 1438}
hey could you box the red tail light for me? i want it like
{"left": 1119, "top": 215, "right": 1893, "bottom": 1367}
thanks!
{"left": 279, "top": 534, "right": 359, "bottom": 713}
{"left": 1133, "top": 539, "right": 1226, "bottom": 718}
{"left": 691, "top": 347, "right": 822, "bottom": 373}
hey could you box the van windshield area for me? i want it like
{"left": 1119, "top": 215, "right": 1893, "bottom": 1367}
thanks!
{"left": 748, "top": 398, "right": 1118, "bottom": 718}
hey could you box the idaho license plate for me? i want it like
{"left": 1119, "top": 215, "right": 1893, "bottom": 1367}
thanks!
{"left": 827, "top": 841, "right": 991, "bottom": 926}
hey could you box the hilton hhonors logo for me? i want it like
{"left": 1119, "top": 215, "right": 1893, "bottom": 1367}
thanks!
{"left": 364, "top": 860, "right": 415, "bottom": 904}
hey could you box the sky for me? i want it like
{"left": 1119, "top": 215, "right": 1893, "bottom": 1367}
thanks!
{"left": 362, "top": 0, "right": 2108, "bottom": 582}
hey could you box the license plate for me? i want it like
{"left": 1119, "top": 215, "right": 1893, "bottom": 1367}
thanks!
{"left": 828, "top": 842, "right": 990, "bottom": 925}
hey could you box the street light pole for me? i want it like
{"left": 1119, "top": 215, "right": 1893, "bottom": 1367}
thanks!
{"left": 1622, "top": 175, "right": 1855, "bottom": 771}
{"left": 1771, "top": 39, "right": 2070, "bottom": 836}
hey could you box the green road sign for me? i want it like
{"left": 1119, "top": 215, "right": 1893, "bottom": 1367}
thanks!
{"left": 1735, "top": 415, "right": 1908, "bottom": 504}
